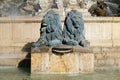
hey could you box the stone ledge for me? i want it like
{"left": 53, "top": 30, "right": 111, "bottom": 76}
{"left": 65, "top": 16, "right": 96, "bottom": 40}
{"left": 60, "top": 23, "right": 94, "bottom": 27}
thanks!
{"left": 0, "top": 17, "right": 119, "bottom": 23}
{"left": 31, "top": 45, "right": 93, "bottom": 53}
{"left": 0, "top": 58, "right": 30, "bottom": 67}
{"left": 92, "top": 47, "right": 120, "bottom": 53}
{"left": 31, "top": 46, "right": 50, "bottom": 53}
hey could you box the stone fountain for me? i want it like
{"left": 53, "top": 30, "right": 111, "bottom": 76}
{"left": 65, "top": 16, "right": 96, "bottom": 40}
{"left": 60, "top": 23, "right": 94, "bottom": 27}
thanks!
{"left": 31, "top": 10, "right": 94, "bottom": 74}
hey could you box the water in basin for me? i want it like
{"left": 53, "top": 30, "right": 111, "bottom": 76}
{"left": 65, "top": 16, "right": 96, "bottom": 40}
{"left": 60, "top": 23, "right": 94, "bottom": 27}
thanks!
{"left": 0, "top": 67, "right": 120, "bottom": 80}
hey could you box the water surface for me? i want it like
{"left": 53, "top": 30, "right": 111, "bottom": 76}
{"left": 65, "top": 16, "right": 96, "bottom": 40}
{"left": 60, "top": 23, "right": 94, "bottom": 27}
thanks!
{"left": 0, "top": 67, "right": 120, "bottom": 80}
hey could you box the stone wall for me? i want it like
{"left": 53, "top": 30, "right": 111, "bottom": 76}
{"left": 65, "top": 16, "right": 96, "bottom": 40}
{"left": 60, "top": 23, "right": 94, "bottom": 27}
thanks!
{"left": 0, "top": 17, "right": 120, "bottom": 47}
{"left": 93, "top": 47, "right": 120, "bottom": 68}
{"left": 0, "top": 17, "right": 120, "bottom": 68}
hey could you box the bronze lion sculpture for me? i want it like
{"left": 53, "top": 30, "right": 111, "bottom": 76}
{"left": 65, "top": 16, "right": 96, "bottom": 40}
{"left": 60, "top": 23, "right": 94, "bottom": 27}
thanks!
{"left": 62, "top": 10, "right": 87, "bottom": 47}
{"left": 32, "top": 10, "right": 62, "bottom": 48}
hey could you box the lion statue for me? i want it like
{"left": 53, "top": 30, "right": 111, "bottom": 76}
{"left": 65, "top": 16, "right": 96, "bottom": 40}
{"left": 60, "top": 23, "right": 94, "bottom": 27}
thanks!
{"left": 32, "top": 10, "right": 62, "bottom": 48}
{"left": 62, "top": 10, "right": 87, "bottom": 47}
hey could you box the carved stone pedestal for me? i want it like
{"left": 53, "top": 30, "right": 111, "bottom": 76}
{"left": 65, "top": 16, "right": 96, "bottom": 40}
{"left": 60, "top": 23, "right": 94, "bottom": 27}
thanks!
{"left": 31, "top": 45, "right": 94, "bottom": 74}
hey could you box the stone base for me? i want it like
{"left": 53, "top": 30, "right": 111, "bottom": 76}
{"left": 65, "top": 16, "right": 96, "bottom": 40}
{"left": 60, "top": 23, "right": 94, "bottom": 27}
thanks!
{"left": 31, "top": 45, "right": 94, "bottom": 74}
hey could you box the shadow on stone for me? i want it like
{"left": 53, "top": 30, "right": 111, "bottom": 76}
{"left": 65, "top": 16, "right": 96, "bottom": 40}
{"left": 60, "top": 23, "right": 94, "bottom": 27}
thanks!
{"left": 18, "top": 42, "right": 33, "bottom": 73}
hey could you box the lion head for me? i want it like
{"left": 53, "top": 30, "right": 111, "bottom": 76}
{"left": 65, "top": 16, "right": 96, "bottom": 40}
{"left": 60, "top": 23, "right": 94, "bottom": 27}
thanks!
{"left": 63, "top": 10, "right": 87, "bottom": 47}
{"left": 41, "top": 10, "right": 62, "bottom": 33}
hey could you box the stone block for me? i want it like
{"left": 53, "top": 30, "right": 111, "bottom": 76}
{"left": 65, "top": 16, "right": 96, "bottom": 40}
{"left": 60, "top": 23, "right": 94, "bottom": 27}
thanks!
{"left": 95, "top": 52, "right": 120, "bottom": 68}
{"left": 80, "top": 53, "right": 94, "bottom": 72}
{"left": 49, "top": 53, "right": 80, "bottom": 73}
{"left": 0, "top": 23, "right": 12, "bottom": 41}
{"left": 95, "top": 52, "right": 120, "bottom": 60}
{"left": 115, "top": 59, "right": 120, "bottom": 67}
{"left": 31, "top": 46, "right": 94, "bottom": 74}
{"left": 112, "top": 22, "right": 120, "bottom": 46}
{"left": 92, "top": 47, "right": 102, "bottom": 53}
{"left": 31, "top": 53, "right": 41, "bottom": 73}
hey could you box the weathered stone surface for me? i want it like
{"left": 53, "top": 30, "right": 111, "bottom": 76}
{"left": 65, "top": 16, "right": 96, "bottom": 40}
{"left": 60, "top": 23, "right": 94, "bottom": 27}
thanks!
{"left": 1, "top": 46, "right": 120, "bottom": 68}
{"left": 92, "top": 47, "right": 102, "bottom": 53}
{"left": 31, "top": 53, "right": 41, "bottom": 73}
{"left": 80, "top": 53, "right": 94, "bottom": 72}
{"left": 31, "top": 46, "right": 94, "bottom": 74}
{"left": 49, "top": 53, "right": 80, "bottom": 73}
{"left": 95, "top": 51, "right": 120, "bottom": 67}
{"left": 31, "top": 46, "right": 50, "bottom": 53}
{"left": 95, "top": 52, "right": 120, "bottom": 59}
{"left": 0, "top": 58, "right": 28, "bottom": 67}
{"left": 0, "top": 46, "right": 29, "bottom": 57}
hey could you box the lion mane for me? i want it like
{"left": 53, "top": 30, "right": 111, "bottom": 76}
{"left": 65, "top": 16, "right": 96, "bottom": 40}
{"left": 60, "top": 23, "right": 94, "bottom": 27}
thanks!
{"left": 63, "top": 10, "right": 87, "bottom": 47}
